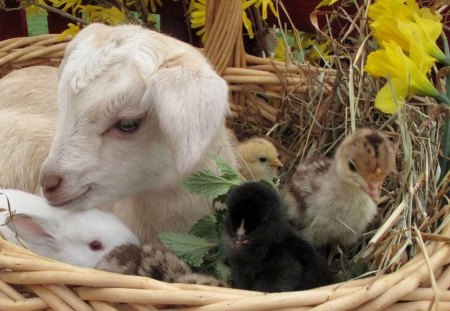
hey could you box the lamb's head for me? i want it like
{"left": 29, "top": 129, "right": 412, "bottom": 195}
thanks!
{"left": 40, "top": 23, "right": 229, "bottom": 209}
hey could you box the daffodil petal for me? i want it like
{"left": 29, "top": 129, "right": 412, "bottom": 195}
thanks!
{"left": 365, "top": 42, "right": 405, "bottom": 79}
{"left": 374, "top": 79, "right": 408, "bottom": 115}
{"left": 191, "top": 21, "right": 205, "bottom": 28}
{"left": 196, "top": 27, "right": 205, "bottom": 36}
{"left": 192, "top": 3, "right": 205, "bottom": 10}
{"left": 368, "top": 0, "right": 415, "bottom": 22}
{"left": 371, "top": 16, "right": 410, "bottom": 52}
{"left": 315, "top": 0, "right": 339, "bottom": 9}
{"left": 190, "top": 11, "right": 205, "bottom": 18}
{"left": 412, "top": 12, "right": 446, "bottom": 61}
{"left": 274, "top": 37, "right": 287, "bottom": 60}
{"left": 57, "top": 23, "right": 80, "bottom": 42}
{"left": 242, "top": 0, "right": 257, "bottom": 10}
{"left": 268, "top": 0, "right": 278, "bottom": 17}
{"left": 242, "top": 11, "right": 254, "bottom": 39}
{"left": 365, "top": 41, "right": 439, "bottom": 98}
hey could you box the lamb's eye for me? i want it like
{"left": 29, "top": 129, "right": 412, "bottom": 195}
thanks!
{"left": 89, "top": 240, "right": 103, "bottom": 251}
{"left": 115, "top": 119, "right": 140, "bottom": 133}
{"left": 348, "top": 160, "right": 357, "bottom": 172}
{"left": 259, "top": 157, "right": 267, "bottom": 163}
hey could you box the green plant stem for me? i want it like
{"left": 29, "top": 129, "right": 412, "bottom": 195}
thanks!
{"left": 442, "top": 90, "right": 450, "bottom": 180}
{"left": 439, "top": 34, "right": 450, "bottom": 182}
{"left": 440, "top": 57, "right": 450, "bottom": 67}
{"left": 443, "top": 117, "right": 450, "bottom": 177}
{"left": 434, "top": 93, "right": 450, "bottom": 105}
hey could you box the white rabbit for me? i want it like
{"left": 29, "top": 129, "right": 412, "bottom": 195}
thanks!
{"left": 0, "top": 189, "right": 139, "bottom": 268}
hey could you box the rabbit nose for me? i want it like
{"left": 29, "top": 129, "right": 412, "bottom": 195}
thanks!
{"left": 41, "top": 174, "right": 63, "bottom": 199}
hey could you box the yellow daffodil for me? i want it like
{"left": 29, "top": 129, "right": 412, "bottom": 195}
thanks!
{"left": 370, "top": 18, "right": 443, "bottom": 66}
{"left": 418, "top": 7, "right": 442, "bottom": 22}
{"left": 26, "top": 0, "right": 48, "bottom": 15}
{"left": 189, "top": 0, "right": 206, "bottom": 43}
{"left": 57, "top": 23, "right": 80, "bottom": 41}
{"left": 242, "top": 0, "right": 258, "bottom": 39}
{"left": 124, "top": 0, "right": 162, "bottom": 13}
{"left": 368, "top": 0, "right": 418, "bottom": 22}
{"left": 254, "top": 0, "right": 278, "bottom": 19}
{"left": 26, "top": 4, "right": 47, "bottom": 16}
{"left": 272, "top": 30, "right": 332, "bottom": 64}
{"left": 82, "top": 5, "right": 128, "bottom": 24}
{"left": 407, "top": 12, "right": 446, "bottom": 61}
{"left": 315, "top": 0, "right": 340, "bottom": 9}
{"left": 373, "top": 79, "right": 408, "bottom": 114}
{"left": 273, "top": 36, "right": 288, "bottom": 61}
{"left": 309, "top": 41, "right": 332, "bottom": 63}
{"left": 242, "top": 12, "right": 254, "bottom": 39}
{"left": 48, "top": 0, "right": 82, "bottom": 13}
{"left": 369, "top": 1, "right": 446, "bottom": 63}
{"left": 148, "top": 0, "right": 163, "bottom": 13}
{"left": 365, "top": 40, "right": 440, "bottom": 114}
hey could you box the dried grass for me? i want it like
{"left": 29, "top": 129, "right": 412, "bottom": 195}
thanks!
{"left": 0, "top": 0, "right": 449, "bottom": 308}
{"left": 226, "top": 0, "right": 450, "bottom": 281}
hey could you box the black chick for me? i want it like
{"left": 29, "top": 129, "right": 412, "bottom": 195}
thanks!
{"left": 224, "top": 182, "right": 335, "bottom": 292}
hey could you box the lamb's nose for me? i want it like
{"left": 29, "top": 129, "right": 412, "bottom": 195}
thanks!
{"left": 41, "top": 174, "right": 63, "bottom": 198}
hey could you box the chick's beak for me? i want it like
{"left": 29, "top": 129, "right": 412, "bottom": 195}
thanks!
{"left": 363, "top": 182, "right": 381, "bottom": 203}
{"left": 234, "top": 233, "right": 248, "bottom": 246}
{"left": 269, "top": 158, "right": 283, "bottom": 168}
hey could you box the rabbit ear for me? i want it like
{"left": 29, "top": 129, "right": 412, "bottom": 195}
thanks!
{"left": 6, "top": 214, "right": 58, "bottom": 245}
{"left": 142, "top": 66, "right": 229, "bottom": 176}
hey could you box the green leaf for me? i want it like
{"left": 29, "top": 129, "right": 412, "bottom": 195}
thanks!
{"left": 213, "top": 193, "right": 229, "bottom": 205}
{"left": 181, "top": 170, "right": 239, "bottom": 198}
{"left": 208, "top": 153, "right": 243, "bottom": 181}
{"left": 189, "top": 213, "right": 217, "bottom": 240}
{"left": 159, "top": 232, "right": 216, "bottom": 268}
{"left": 293, "top": 49, "right": 305, "bottom": 63}
{"left": 214, "top": 261, "right": 231, "bottom": 281}
{"left": 216, "top": 234, "right": 229, "bottom": 261}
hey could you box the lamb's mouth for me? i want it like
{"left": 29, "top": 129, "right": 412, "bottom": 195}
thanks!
{"left": 49, "top": 185, "right": 92, "bottom": 207}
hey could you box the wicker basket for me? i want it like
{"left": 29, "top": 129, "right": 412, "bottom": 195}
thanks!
{"left": 0, "top": 226, "right": 449, "bottom": 310}
{"left": 0, "top": 0, "right": 449, "bottom": 310}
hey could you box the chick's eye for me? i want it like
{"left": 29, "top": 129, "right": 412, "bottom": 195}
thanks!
{"left": 348, "top": 160, "right": 356, "bottom": 172}
{"left": 259, "top": 157, "right": 267, "bottom": 163}
{"left": 89, "top": 240, "right": 103, "bottom": 251}
{"left": 115, "top": 119, "right": 140, "bottom": 133}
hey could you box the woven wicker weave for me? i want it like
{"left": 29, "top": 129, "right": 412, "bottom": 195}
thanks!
{"left": 0, "top": 0, "right": 449, "bottom": 310}
{"left": 0, "top": 228, "right": 449, "bottom": 310}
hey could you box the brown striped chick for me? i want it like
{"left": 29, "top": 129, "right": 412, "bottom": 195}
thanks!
{"left": 176, "top": 273, "right": 228, "bottom": 287}
{"left": 237, "top": 137, "right": 283, "bottom": 181}
{"left": 96, "top": 243, "right": 228, "bottom": 287}
{"left": 284, "top": 128, "right": 395, "bottom": 248}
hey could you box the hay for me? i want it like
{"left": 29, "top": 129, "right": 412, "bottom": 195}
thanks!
{"left": 0, "top": 0, "right": 449, "bottom": 309}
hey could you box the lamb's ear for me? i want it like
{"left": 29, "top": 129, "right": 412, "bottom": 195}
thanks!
{"left": 6, "top": 214, "right": 58, "bottom": 245}
{"left": 143, "top": 66, "right": 229, "bottom": 175}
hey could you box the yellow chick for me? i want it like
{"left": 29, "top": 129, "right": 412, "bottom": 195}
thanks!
{"left": 284, "top": 128, "right": 395, "bottom": 247}
{"left": 237, "top": 137, "right": 283, "bottom": 181}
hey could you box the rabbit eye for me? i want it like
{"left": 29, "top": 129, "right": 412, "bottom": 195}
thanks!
{"left": 89, "top": 240, "right": 103, "bottom": 251}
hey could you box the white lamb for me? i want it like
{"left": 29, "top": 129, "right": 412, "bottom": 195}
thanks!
{"left": 0, "top": 189, "right": 139, "bottom": 268}
{"left": 0, "top": 23, "right": 236, "bottom": 243}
